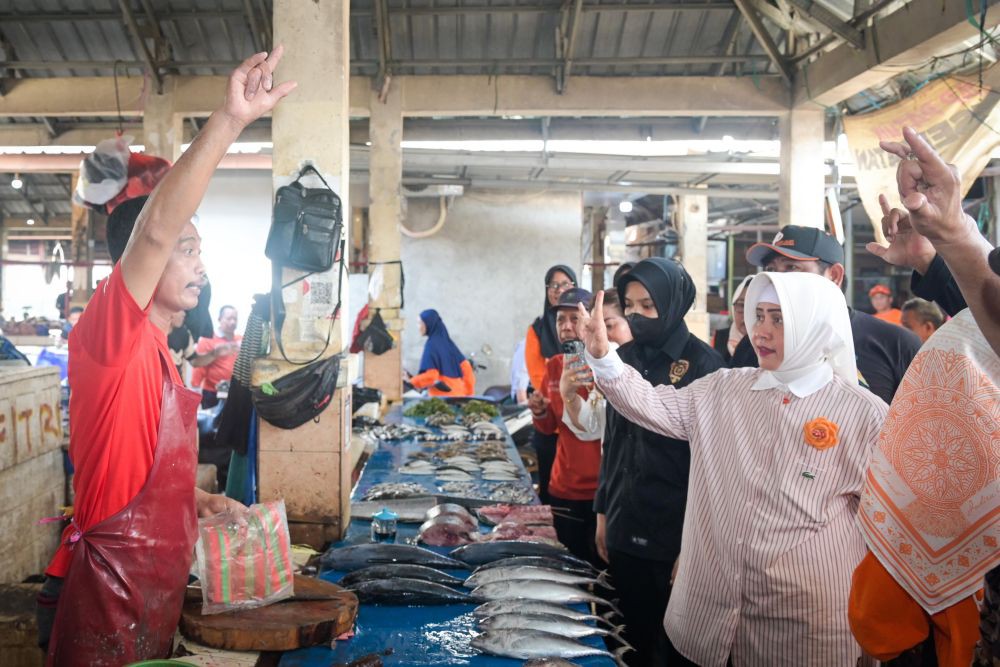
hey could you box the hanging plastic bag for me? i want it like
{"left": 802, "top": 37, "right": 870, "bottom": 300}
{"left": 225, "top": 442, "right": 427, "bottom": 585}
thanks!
{"left": 74, "top": 135, "right": 131, "bottom": 206}
{"left": 104, "top": 152, "right": 172, "bottom": 213}
{"left": 193, "top": 499, "right": 295, "bottom": 615}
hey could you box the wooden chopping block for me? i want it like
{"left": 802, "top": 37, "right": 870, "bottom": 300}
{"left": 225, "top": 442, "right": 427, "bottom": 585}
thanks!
{"left": 180, "top": 575, "right": 358, "bottom": 652}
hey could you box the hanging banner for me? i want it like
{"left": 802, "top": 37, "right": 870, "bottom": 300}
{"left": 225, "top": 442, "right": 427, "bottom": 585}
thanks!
{"left": 843, "top": 73, "right": 1000, "bottom": 243}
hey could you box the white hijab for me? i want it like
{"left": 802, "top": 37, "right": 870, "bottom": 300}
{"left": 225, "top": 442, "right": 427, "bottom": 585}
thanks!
{"left": 727, "top": 275, "right": 754, "bottom": 355}
{"left": 744, "top": 272, "right": 856, "bottom": 397}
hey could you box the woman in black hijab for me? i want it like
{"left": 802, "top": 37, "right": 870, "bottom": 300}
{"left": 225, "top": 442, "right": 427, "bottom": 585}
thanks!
{"left": 594, "top": 257, "right": 723, "bottom": 667}
{"left": 525, "top": 264, "right": 577, "bottom": 504}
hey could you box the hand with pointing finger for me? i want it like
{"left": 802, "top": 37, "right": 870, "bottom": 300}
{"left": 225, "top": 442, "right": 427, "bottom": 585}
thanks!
{"left": 878, "top": 126, "right": 973, "bottom": 248}
{"left": 221, "top": 45, "right": 298, "bottom": 131}
{"left": 865, "top": 193, "right": 936, "bottom": 275}
{"left": 575, "top": 291, "right": 610, "bottom": 359}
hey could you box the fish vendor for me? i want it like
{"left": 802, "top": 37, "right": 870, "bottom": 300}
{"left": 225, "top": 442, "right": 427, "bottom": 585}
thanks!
{"left": 36, "top": 51, "right": 295, "bottom": 666}
{"left": 577, "top": 271, "right": 889, "bottom": 667}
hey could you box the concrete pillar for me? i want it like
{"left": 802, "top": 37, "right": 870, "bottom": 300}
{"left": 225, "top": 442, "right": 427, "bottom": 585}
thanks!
{"left": 677, "top": 194, "right": 709, "bottom": 342}
{"left": 142, "top": 84, "right": 183, "bottom": 162}
{"left": 779, "top": 108, "right": 825, "bottom": 229}
{"left": 364, "top": 83, "right": 404, "bottom": 402}
{"left": 255, "top": 0, "right": 352, "bottom": 549}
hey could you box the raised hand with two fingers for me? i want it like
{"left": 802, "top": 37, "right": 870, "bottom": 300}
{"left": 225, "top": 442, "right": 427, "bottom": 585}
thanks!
{"left": 222, "top": 45, "right": 298, "bottom": 130}
{"left": 575, "top": 291, "right": 610, "bottom": 359}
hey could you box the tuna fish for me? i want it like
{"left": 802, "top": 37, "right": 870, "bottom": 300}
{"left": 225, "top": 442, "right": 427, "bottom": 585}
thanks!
{"left": 474, "top": 556, "right": 597, "bottom": 576}
{"left": 479, "top": 613, "right": 628, "bottom": 644}
{"left": 346, "top": 577, "right": 478, "bottom": 605}
{"left": 471, "top": 580, "right": 620, "bottom": 613}
{"left": 522, "top": 659, "right": 582, "bottom": 667}
{"left": 450, "top": 540, "right": 586, "bottom": 566}
{"left": 471, "top": 630, "right": 630, "bottom": 664}
{"left": 335, "top": 564, "right": 466, "bottom": 588}
{"left": 320, "top": 543, "right": 470, "bottom": 571}
{"left": 473, "top": 599, "right": 614, "bottom": 628}
{"left": 465, "top": 566, "right": 612, "bottom": 590}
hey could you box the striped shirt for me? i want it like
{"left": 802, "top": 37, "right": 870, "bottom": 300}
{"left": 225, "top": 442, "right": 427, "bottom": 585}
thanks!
{"left": 591, "top": 354, "right": 887, "bottom": 667}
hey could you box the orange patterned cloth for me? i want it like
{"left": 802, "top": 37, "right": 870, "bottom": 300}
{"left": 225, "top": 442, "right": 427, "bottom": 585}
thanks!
{"left": 857, "top": 309, "right": 1000, "bottom": 615}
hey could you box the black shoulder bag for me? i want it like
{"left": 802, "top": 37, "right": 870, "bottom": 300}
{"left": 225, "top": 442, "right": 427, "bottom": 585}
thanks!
{"left": 252, "top": 353, "right": 342, "bottom": 429}
{"left": 267, "top": 164, "right": 346, "bottom": 365}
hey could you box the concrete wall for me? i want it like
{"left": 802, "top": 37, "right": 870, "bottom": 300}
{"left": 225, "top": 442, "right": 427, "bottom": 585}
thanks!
{"left": 401, "top": 190, "right": 582, "bottom": 391}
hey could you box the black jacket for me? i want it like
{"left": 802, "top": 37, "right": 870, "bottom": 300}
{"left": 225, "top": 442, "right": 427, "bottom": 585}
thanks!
{"left": 911, "top": 254, "right": 967, "bottom": 317}
{"left": 594, "top": 335, "right": 723, "bottom": 563}
{"left": 730, "top": 308, "right": 920, "bottom": 405}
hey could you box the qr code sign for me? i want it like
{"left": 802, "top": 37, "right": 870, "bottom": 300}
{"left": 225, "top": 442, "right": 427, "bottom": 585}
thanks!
{"left": 303, "top": 277, "right": 335, "bottom": 316}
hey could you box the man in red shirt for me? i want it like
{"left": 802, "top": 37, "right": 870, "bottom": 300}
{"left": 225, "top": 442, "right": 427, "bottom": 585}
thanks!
{"left": 528, "top": 287, "right": 601, "bottom": 566}
{"left": 38, "top": 48, "right": 296, "bottom": 666}
{"left": 191, "top": 305, "right": 242, "bottom": 407}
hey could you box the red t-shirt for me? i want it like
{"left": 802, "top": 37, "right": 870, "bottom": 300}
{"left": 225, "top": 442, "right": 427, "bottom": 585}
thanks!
{"left": 190, "top": 335, "right": 241, "bottom": 392}
{"left": 47, "top": 266, "right": 180, "bottom": 577}
{"left": 532, "top": 355, "right": 602, "bottom": 501}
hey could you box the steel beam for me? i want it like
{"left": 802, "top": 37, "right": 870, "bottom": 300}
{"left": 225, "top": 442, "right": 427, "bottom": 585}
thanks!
{"left": 732, "top": 0, "right": 795, "bottom": 84}
{"left": 784, "top": 0, "right": 864, "bottom": 49}
{"left": 117, "top": 0, "right": 163, "bottom": 91}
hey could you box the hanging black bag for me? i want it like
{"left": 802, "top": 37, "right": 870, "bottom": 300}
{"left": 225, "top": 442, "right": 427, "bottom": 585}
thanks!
{"left": 266, "top": 164, "right": 343, "bottom": 273}
{"left": 356, "top": 308, "right": 394, "bottom": 355}
{"left": 252, "top": 353, "right": 342, "bottom": 429}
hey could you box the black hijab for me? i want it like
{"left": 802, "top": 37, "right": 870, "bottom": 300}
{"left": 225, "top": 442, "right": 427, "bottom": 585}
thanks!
{"left": 531, "top": 264, "right": 577, "bottom": 359}
{"left": 617, "top": 257, "right": 694, "bottom": 359}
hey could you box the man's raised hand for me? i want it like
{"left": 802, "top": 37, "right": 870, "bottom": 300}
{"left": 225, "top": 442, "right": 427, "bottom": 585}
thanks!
{"left": 865, "top": 193, "right": 935, "bottom": 274}
{"left": 576, "top": 291, "right": 609, "bottom": 359}
{"left": 878, "top": 126, "right": 970, "bottom": 247}
{"left": 222, "top": 46, "right": 297, "bottom": 130}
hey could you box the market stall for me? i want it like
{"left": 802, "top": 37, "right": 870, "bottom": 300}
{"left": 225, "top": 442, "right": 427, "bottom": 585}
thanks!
{"left": 278, "top": 398, "right": 621, "bottom": 666}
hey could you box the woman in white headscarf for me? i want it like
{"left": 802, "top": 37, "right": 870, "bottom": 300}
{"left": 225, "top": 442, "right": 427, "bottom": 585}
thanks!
{"left": 576, "top": 271, "right": 889, "bottom": 667}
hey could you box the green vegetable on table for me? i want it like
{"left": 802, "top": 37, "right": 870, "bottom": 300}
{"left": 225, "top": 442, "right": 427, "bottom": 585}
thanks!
{"left": 403, "top": 397, "right": 455, "bottom": 417}
{"left": 460, "top": 400, "right": 500, "bottom": 418}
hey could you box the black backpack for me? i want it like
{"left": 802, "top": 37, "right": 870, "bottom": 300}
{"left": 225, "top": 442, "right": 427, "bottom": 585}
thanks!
{"left": 356, "top": 309, "right": 394, "bottom": 355}
{"left": 252, "top": 353, "right": 341, "bottom": 429}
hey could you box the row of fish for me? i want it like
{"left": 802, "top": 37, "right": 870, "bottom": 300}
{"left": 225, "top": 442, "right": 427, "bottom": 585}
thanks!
{"left": 322, "top": 541, "right": 628, "bottom": 665}
{"left": 400, "top": 456, "right": 522, "bottom": 482}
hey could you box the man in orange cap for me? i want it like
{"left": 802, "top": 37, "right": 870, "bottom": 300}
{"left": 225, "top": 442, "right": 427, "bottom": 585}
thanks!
{"left": 868, "top": 284, "right": 903, "bottom": 326}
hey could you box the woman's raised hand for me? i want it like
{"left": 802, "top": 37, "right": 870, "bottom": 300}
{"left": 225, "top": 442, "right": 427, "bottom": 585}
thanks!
{"left": 576, "top": 291, "right": 610, "bottom": 359}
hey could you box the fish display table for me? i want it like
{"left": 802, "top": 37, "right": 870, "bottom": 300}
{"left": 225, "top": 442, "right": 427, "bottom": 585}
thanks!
{"left": 278, "top": 403, "right": 616, "bottom": 667}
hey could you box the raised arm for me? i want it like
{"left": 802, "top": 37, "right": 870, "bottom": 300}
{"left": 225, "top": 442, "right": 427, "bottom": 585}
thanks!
{"left": 576, "top": 294, "right": 693, "bottom": 441}
{"left": 880, "top": 127, "right": 1000, "bottom": 356}
{"left": 121, "top": 48, "right": 296, "bottom": 308}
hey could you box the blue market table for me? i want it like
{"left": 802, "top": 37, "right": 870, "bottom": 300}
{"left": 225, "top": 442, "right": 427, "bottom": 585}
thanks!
{"left": 278, "top": 403, "right": 615, "bottom": 667}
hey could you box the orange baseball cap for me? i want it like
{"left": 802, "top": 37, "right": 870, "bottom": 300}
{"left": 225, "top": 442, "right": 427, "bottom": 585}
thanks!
{"left": 868, "top": 285, "right": 892, "bottom": 297}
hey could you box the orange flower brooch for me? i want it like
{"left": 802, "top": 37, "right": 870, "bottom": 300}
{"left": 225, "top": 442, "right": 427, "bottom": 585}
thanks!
{"left": 804, "top": 417, "right": 839, "bottom": 451}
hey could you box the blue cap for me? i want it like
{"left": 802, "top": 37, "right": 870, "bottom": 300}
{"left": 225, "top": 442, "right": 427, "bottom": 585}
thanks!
{"left": 373, "top": 508, "right": 398, "bottom": 521}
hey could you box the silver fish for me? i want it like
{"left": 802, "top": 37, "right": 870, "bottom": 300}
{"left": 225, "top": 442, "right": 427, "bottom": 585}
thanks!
{"left": 479, "top": 613, "right": 627, "bottom": 643}
{"left": 471, "top": 630, "right": 630, "bottom": 664}
{"left": 471, "top": 580, "right": 620, "bottom": 613}
{"left": 473, "top": 599, "right": 614, "bottom": 628}
{"left": 482, "top": 471, "right": 521, "bottom": 481}
{"left": 465, "top": 566, "right": 612, "bottom": 589}
{"left": 474, "top": 557, "right": 597, "bottom": 576}
{"left": 522, "top": 659, "right": 582, "bottom": 667}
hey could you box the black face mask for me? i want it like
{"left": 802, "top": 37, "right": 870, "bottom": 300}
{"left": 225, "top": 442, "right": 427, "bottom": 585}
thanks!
{"left": 626, "top": 313, "right": 662, "bottom": 344}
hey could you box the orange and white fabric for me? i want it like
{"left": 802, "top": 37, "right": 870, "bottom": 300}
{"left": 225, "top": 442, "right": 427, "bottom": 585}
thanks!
{"left": 856, "top": 308, "right": 999, "bottom": 612}
{"left": 587, "top": 272, "right": 888, "bottom": 667}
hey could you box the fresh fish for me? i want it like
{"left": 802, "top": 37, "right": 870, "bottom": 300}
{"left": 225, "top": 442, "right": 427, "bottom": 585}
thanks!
{"left": 347, "top": 577, "right": 478, "bottom": 605}
{"left": 450, "top": 540, "right": 580, "bottom": 566}
{"left": 473, "top": 599, "right": 614, "bottom": 628}
{"left": 399, "top": 463, "right": 436, "bottom": 475}
{"left": 479, "top": 613, "right": 627, "bottom": 643}
{"left": 482, "top": 471, "right": 521, "bottom": 481}
{"left": 522, "top": 659, "right": 582, "bottom": 667}
{"left": 350, "top": 497, "right": 438, "bottom": 524}
{"left": 436, "top": 465, "right": 475, "bottom": 478}
{"left": 471, "top": 580, "right": 620, "bottom": 613}
{"left": 321, "top": 543, "right": 470, "bottom": 571}
{"left": 474, "top": 557, "right": 597, "bottom": 576}
{"left": 361, "top": 482, "right": 431, "bottom": 501}
{"left": 336, "top": 564, "right": 466, "bottom": 588}
{"left": 465, "top": 566, "right": 612, "bottom": 589}
{"left": 471, "top": 630, "right": 629, "bottom": 664}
